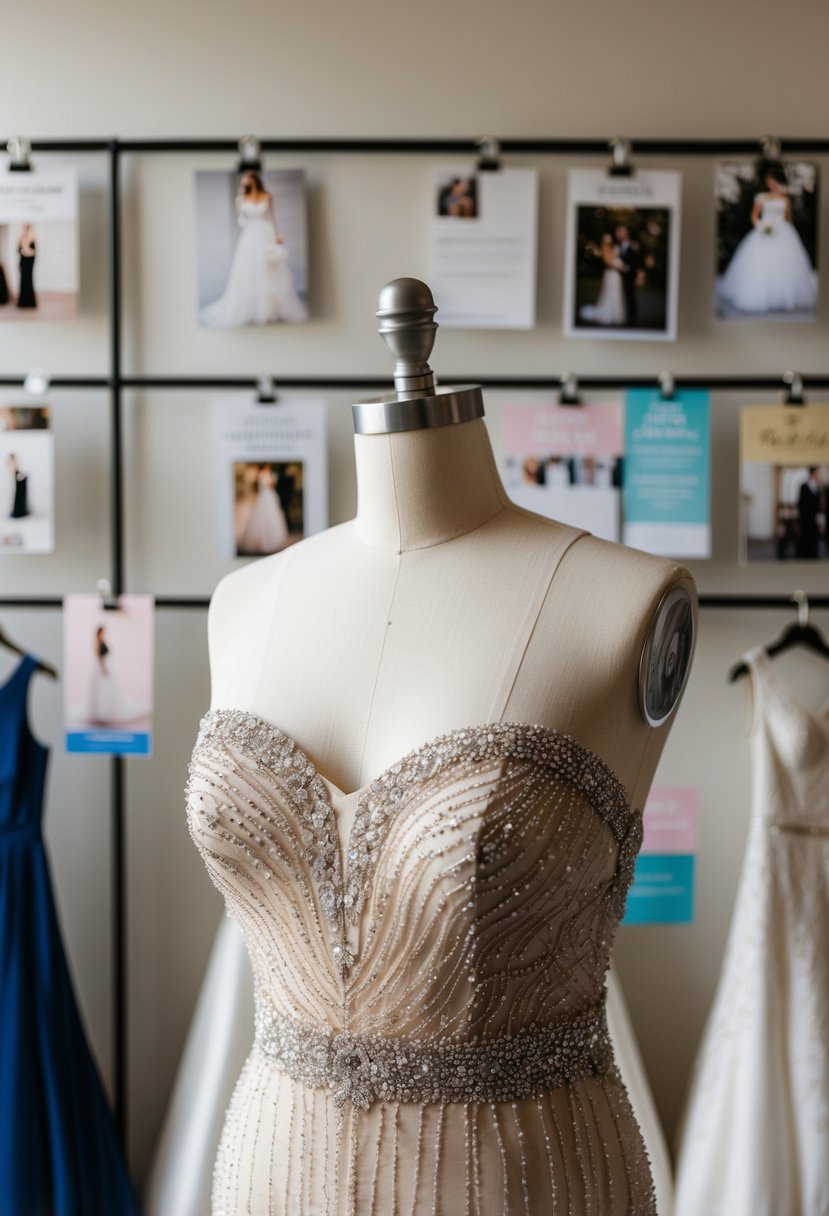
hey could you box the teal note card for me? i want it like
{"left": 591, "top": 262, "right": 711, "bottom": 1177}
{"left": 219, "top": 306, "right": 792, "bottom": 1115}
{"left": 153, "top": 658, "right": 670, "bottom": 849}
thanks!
{"left": 622, "top": 854, "right": 695, "bottom": 925}
{"left": 623, "top": 388, "right": 711, "bottom": 559}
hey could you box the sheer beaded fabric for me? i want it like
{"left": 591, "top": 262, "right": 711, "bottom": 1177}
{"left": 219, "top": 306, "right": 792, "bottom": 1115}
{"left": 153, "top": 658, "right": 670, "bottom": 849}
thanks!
{"left": 187, "top": 711, "right": 656, "bottom": 1215}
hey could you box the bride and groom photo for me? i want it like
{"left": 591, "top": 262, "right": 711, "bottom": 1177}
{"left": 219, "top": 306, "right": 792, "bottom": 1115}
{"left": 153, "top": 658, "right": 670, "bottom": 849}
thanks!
{"left": 565, "top": 168, "right": 681, "bottom": 342}
{"left": 573, "top": 206, "right": 672, "bottom": 336}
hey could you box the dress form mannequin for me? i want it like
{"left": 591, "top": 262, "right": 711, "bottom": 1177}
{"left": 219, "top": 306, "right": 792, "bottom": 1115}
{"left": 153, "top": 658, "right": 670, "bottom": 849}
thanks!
{"left": 193, "top": 279, "right": 696, "bottom": 1215}
{"left": 209, "top": 280, "right": 695, "bottom": 816}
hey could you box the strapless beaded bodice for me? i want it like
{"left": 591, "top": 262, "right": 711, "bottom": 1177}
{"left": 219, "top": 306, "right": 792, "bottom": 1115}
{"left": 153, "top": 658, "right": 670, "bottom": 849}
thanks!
{"left": 187, "top": 711, "right": 654, "bottom": 1215}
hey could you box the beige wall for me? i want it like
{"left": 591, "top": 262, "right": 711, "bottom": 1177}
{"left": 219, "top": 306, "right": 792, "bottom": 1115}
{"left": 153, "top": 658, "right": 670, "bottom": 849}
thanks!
{"left": 2, "top": 0, "right": 829, "bottom": 1182}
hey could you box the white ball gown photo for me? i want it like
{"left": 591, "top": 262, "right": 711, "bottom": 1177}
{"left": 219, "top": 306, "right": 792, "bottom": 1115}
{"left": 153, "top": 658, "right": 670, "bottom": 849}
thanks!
{"left": 237, "top": 466, "right": 291, "bottom": 555}
{"left": 200, "top": 199, "right": 308, "bottom": 328}
{"left": 718, "top": 195, "right": 817, "bottom": 315}
{"left": 85, "top": 636, "right": 147, "bottom": 726}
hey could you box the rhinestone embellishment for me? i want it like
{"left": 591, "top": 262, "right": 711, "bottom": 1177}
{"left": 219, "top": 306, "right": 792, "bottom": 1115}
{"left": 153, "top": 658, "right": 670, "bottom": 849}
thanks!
{"left": 193, "top": 711, "right": 634, "bottom": 976}
{"left": 255, "top": 999, "right": 613, "bottom": 1109}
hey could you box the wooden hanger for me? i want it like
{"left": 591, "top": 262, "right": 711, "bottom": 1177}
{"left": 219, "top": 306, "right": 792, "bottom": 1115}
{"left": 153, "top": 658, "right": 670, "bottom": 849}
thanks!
{"left": 0, "top": 622, "right": 58, "bottom": 680}
{"left": 729, "top": 590, "right": 829, "bottom": 682}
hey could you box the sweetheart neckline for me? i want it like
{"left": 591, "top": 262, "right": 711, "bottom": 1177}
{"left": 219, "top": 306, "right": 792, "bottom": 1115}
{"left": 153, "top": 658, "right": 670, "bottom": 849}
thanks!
{"left": 192, "top": 710, "right": 636, "bottom": 978}
{"left": 199, "top": 707, "right": 631, "bottom": 806}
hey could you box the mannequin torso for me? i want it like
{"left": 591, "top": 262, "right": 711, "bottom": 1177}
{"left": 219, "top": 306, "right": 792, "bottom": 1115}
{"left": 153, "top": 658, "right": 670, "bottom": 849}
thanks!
{"left": 209, "top": 417, "right": 696, "bottom": 820}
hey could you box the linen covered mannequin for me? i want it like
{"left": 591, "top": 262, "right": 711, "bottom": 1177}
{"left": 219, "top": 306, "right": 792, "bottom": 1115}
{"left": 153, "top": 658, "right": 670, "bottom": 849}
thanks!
{"left": 194, "top": 281, "right": 696, "bottom": 1214}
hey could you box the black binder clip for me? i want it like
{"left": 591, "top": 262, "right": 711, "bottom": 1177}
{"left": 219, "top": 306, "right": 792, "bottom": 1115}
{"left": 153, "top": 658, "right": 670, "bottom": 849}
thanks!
{"left": 475, "top": 136, "right": 501, "bottom": 173}
{"left": 608, "top": 137, "right": 634, "bottom": 178}
{"left": 255, "top": 374, "right": 278, "bottom": 404}
{"left": 7, "top": 137, "right": 32, "bottom": 173}
{"left": 96, "top": 578, "right": 119, "bottom": 611}
{"left": 559, "top": 371, "right": 581, "bottom": 406}
{"left": 782, "top": 370, "right": 805, "bottom": 406}
{"left": 237, "top": 135, "right": 262, "bottom": 174}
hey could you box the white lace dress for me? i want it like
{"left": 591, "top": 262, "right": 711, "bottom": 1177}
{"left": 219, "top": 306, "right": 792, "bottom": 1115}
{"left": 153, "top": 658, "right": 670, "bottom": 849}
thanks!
{"left": 674, "top": 647, "right": 829, "bottom": 1216}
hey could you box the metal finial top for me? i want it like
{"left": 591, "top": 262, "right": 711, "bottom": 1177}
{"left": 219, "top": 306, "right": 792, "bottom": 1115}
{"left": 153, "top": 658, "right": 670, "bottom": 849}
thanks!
{"left": 376, "top": 278, "right": 438, "bottom": 398}
{"left": 351, "top": 277, "right": 484, "bottom": 435}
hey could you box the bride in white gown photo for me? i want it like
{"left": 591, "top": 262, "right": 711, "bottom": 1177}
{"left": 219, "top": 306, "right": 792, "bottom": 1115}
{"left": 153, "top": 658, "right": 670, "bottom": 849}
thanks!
{"left": 85, "top": 625, "right": 146, "bottom": 726}
{"left": 199, "top": 170, "right": 308, "bottom": 328}
{"left": 717, "top": 166, "right": 818, "bottom": 316}
{"left": 580, "top": 233, "right": 628, "bottom": 326}
{"left": 235, "top": 464, "right": 291, "bottom": 555}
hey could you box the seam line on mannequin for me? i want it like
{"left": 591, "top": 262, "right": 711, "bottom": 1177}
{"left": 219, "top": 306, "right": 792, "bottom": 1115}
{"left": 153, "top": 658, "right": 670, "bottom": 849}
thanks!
{"left": 249, "top": 543, "right": 298, "bottom": 713}
{"left": 494, "top": 530, "right": 589, "bottom": 722}
{"left": 388, "top": 433, "right": 402, "bottom": 553}
{"left": 350, "top": 502, "right": 510, "bottom": 554}
{"left": 356, "top": 551, "right": 404, "bottom": 786}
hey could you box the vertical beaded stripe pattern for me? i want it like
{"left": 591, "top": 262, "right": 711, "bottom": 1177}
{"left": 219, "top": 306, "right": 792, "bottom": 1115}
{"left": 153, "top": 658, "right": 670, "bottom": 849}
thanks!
{"left": 187, "top": 711, "right": 654, "bottom": 1215}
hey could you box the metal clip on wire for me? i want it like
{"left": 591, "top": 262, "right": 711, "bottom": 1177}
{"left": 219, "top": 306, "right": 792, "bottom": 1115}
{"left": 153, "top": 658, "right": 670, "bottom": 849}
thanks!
{"left": 237, "top": 135, "right": 262, "bottom": 173}
{"left": 782, "top": 370, "right": 805, "bottom": 405}
{"left": 96, "top": 578, "right": 119, "bottom": 611}
{"left": 658, "top": 370, "right": 676, "bottom": 400}
{"left": 760, "top": 135, "right": 783, "bottom": 162}
{"left": 559, "top": 371, "right": 581, "bottom": 406}
{"left": 6, "top": 137, "right": 32, "bottom": 172}
{"left": 256, "top": 374, "right": 278, "bottom": 404}
{"left": 475, "top": 136, "right": 501, "bottom": 172}
{"left": 23, "top": 368, "right": 50, "bottom": 396}
{"left": 609, "top": 137, "right": 634, "bottom": 177}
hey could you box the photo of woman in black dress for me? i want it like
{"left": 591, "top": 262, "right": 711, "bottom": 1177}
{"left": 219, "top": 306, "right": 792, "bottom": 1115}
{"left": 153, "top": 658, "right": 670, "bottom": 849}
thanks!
{"left": 7, "top": 453, "right": 29, "bottom": 519}
{"left": 17, "top": 225, "right": 37, "bottom": 310}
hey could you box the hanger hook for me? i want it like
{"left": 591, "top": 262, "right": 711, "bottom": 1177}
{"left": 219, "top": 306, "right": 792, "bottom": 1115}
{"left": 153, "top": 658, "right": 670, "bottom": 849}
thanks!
{"left": 792, "top": 589, "right": 809, "bottom": 629}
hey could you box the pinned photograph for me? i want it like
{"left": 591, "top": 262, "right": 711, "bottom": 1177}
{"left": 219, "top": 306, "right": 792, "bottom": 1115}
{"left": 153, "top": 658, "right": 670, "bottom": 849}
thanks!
{"left": 435, "top": 173, "right": 478, "bottom": 218}
{"left": 0, "top": 405, "right": 54, "bottom": 553}
{"left": 715, "top": 160, "right": 818, "bottom": 320}
{"left": 740, "top": 405, "right": 829, "bottom": 561}
{"left": 501, "top": 401, "right": 624, "bottom": 542}
{"left": 564, "top": 169, "right": 681, "bottom": 341}
{"left": 431, "top": 165, "right": 538, "bottom": 329}
{"left": 195, "top": 168, "right": 309, "bottom": 328}
{"left": 64, "top": 595, "right": 155, "bottom": 755}
{"left": 234, "top": 460, "right": 305, "bottom": 556}
{"left": 0, "top": 167, "right": 80, "bottom": 321}
{"left": 212, "top": 396, "right": 327, "bottom": 558}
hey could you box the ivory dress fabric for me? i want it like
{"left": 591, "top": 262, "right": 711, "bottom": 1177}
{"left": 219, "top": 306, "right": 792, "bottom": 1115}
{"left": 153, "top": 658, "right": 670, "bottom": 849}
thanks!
{"left": 674, "top": 647, "right": 829, "bottom": 1216}
{"left": 187, "top": 709, "right": 656, "bottom": 1214}
{"left": 145, "top": 924, "right": 673, "bottom": 1216}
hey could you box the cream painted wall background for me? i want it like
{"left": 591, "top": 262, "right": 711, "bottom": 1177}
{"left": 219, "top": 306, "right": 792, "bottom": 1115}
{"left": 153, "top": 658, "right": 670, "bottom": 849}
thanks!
{"left": 2, "top": 0, "right": 829, "bottom": 1188}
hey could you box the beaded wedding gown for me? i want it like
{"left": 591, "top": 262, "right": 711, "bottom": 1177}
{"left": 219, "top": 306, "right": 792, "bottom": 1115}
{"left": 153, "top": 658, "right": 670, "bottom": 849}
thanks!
{"left": 674, "top": 647, "right": 829, "bottom": 1215}
{"left": 187, "top": 706, "right": 657, "bottom": 1214}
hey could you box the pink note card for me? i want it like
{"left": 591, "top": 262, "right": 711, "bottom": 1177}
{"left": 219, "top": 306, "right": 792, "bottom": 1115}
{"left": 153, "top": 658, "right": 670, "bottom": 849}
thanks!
{"left": 502, "top": 402, "right": 623, "bottom": 458}
{"left": 641, "top": 787, "right": 698, "bottom": 855}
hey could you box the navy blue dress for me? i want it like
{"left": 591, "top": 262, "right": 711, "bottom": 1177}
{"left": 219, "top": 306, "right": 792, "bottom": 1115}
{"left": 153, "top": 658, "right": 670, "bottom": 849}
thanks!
{"left": 0, "top": 656, "right": 137, "bottom": 1215}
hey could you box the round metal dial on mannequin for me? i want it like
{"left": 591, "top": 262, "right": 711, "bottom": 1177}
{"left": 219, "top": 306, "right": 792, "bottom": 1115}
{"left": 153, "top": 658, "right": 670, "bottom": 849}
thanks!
{"left": 352, "top": 278, "right": 485, "bottom": 435}
{"left": 638, "top": 584, "right": 695, "bottom": 727}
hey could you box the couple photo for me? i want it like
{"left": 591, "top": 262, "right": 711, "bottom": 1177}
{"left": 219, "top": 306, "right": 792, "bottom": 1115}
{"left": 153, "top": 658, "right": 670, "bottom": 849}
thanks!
{"left": 574, "top": 206, "right": 671, "bottom": 334}
{"left": 233, "top": 460, "right": 304, "bottom": 556}
{"left": 579, "top": 224, "right": 645, "bottom": 328}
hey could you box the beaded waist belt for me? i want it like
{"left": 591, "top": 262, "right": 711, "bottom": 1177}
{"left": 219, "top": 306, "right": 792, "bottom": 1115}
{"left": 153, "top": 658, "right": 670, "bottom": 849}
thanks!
{"left": 255, "top": 1000, "right": 612, "bottom": 1109}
